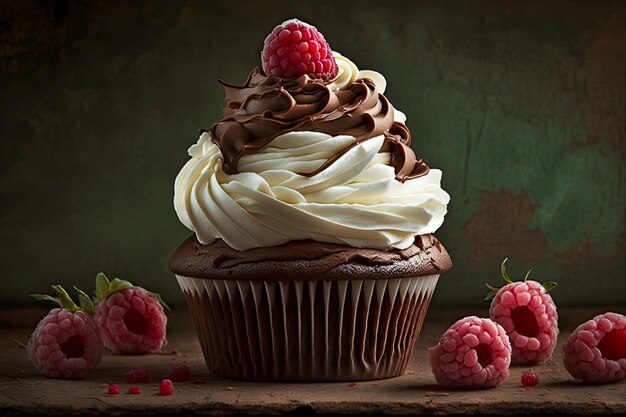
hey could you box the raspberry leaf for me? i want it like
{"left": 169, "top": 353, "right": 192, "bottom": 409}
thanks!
{"left": 30, "top": 293, "right": 62, "bottom": 307}
{"left": 109, "top": 278, "right": 133, "bottom": 294}
{"left": 13, "top": 338, "right": 27, "bottom": 349}
{"left": 74, "top": 286, "right": 96, "bottom": 316}
{"left": 95, "top": 272, "right": 110, "bottom": 302}
{"left": 51, "top": 285, "right": 80, "bottom": 312}
{"left": 484, "top": 283, "right": 500, "bottom": 301}
{"left": 147, "top": 291, "right": 171, "bottom": 311}
{"left": 31, "top": 285, "right": 97, "bottom": 314}
{"left": 93, "top": 273, "right": 133, "bottom": 303}
{"left": 500, "top": 258, "right": 514, "bottom": 284}
{"left": 92, "top": 272, "right": 168, "bottom": 311}
{"left": 542, "top": 281, "right": 558, "bottom": 292}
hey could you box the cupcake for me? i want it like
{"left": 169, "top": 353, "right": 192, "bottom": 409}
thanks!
{"left": 170, "top": 18, "right": 451, "bottom": 381}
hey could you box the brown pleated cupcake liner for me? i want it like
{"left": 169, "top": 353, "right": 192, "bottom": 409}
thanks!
{"left": 177, "top": 274, "right": 439, "bottom": 381}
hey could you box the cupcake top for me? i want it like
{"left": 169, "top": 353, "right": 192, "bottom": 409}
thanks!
{"left": 170, "top": 234, "right": 452, "bottom": 281}
{"left": 173, "top": 19, "right": 450, "bottom": 252}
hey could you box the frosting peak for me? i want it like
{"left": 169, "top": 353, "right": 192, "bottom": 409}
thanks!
{"left": 206, "top": 67, "right": 428, "bottom": 182}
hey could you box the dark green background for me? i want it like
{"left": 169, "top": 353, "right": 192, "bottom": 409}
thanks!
{"left": 1, "top": 1, "right": 624, "bottom": 308}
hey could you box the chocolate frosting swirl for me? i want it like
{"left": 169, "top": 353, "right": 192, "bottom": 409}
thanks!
{"left": 204, "top": 68, "right": 429, "bottom": 182}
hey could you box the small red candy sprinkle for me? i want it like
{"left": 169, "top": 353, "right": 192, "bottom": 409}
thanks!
{"left": 107, "top": 384, "right": 120, "bottom": 395}
{"left": 127, "top": 386, "right": 141, "bottom": 395}
{"left": 168, "top": 364, "right": 191, "bottom": 382}
{"left": 521, "top": 369, "right": 539, "bottom": 387}
{"left": 159, "top": 379, "right": 174, "bottom": 396}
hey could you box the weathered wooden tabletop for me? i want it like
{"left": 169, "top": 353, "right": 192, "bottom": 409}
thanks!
{"left": 1, "top": 307, "right": 624, "bottom": 416}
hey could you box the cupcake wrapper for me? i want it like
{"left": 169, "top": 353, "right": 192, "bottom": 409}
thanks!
{"left": 177, "top": 274, "right": 439, "bottom": 381}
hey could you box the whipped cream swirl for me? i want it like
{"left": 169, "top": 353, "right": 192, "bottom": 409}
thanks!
{"left": 174, "top": 55, "right": 450, "bottom": 251}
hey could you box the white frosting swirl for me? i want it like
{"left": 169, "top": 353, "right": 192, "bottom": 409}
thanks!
{"left": 329, "top": 52, "right": 387, "bottom": 93}
{"left": 174, "top": 130, "right": 450, "bottom": 251}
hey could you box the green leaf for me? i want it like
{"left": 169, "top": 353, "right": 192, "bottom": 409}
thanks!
{"left": 484, "top": 288, "right": 499, "bottom": 301}
{"left": 52, "top": 285, "right": 79, "bottom": 312}
{"left": 30, "top": 293, "right": 61, "bottom": 307}
{"left": 542, "top": 281, "right": 558, "bottom": 293}
{"left": 523, "top": 268, "right": 534, "bottom": 282}
{"left": 484, "top": 282, "right": 501, "bottom": 301}
{"left": 74, "top": 286, "right": 96, "bottom": 316}
{"left": 500, "top": 258, "right": 513, "bottom": 284}
{"left": 109, "top": 278, "right": 133, "bottom": 294}
{"left": 13, "top": 338, "right": 27, "bottom": 349}
{"left": 95, "top": 272, "right": 111, "bottom": 303}
{"left": 148, "top": 291, "right": 171, "bottom": 311}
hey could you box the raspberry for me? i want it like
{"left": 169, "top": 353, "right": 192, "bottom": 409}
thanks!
{"left": 93, "top": 273, "right": 168, "bottom": 354}
{"left": 261, "top": 18, "right": 338, "bottom": 81}
{"left": 127, "top": 387, "right": 141, "bottom": 395}
{"left": 159, "top": 379, "right": 174, "bottom": 396}
{"left": 563, "top": 312, "right": 626, "bottom": 384}
{"left": 429, "top": 316, "right": 511, "bottom": 389}
{"left": 487, "top": 259, "right": 559, "bottom": 365}
{"left": 168, "top": 364, "right": 191, "bottom": 382}
{"left": 107, "top": 384, "right": 121, "bottom": 395}
{"left": 521, "top": 369, "right": 539, "bottom": 387}
{"left": 27, "top": 286, "right": 104, "bottom": 379}
{"left": 125, "top": 367, "right": 151, "bottom": 383}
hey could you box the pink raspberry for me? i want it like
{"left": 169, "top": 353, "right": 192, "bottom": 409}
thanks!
{"left": 27, "top": 308, "right": 104, "bottom": 379}
{"left": 563, "top": 312, "right": 626, "bottom": 384}
{"left": 261, "top": 18, "right": 338, "bottom": 80}
{"left": 169, "top": 364, "right": 191, "bottom": 382}
{"left": 93, "top": 273, "right": 168, "bottom": 354}
{"left": 27, "top": 285, "right": 104, "bottom": 379}
{"left": 429, "top": 316, "right": 511, "bottom": 389}
{"left": 487, "top": 259, "right": 559, "bottom": 365}
{"left": 127, "top": 387, "right": 141, "bottom": 395}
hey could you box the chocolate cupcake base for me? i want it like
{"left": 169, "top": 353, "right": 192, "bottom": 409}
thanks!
{"left": 171, "top": 234, "right": 452, "bottom": 381}
{"left": 177, "top": 274, "right": 439, "bottom": 381}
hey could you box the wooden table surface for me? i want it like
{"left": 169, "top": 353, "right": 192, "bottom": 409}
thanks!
{"left": 1, "top": 306, "right": 624, "bottom": 416}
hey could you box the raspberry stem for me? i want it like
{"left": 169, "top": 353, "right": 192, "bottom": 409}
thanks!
{"left": 93, "top": 272, "right": 170, "bottom": 311}
{"left": 31, "top": 285, "right": 78, "bottom": 312}
{"left": 523, "top": 268, "right": 533, "bottom": 282}
{"left": 485, "top": 258, "right": 557, "bottom": 301}
{"left": 501, "top": 258, "right": 514, "bottom": 284}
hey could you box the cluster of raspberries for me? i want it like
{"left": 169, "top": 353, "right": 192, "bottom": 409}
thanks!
{"left": 27, "top": 274, "right": 168, "bottom": 379}
{"left": 429, "top": 259, "right": 625, "bottom": 388}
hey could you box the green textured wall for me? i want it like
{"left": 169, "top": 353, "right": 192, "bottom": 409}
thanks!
{"left": 1, "top": 1, "right": 624, "bottom": 308}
